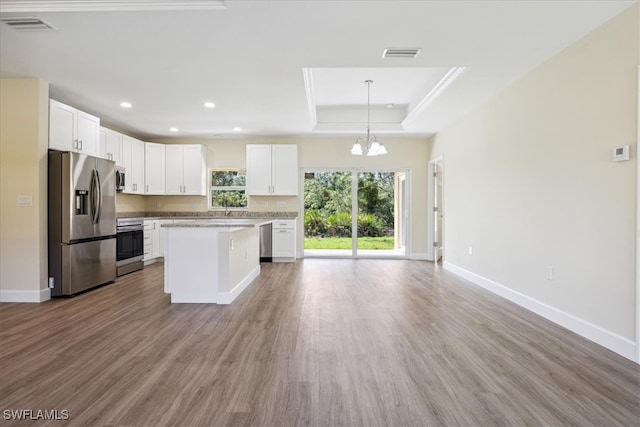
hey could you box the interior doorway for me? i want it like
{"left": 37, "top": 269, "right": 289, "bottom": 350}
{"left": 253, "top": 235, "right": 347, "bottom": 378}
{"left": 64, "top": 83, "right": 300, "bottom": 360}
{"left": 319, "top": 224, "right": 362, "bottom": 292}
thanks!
{"left": 303, "top": 169, "right": 408, "bottom": 258}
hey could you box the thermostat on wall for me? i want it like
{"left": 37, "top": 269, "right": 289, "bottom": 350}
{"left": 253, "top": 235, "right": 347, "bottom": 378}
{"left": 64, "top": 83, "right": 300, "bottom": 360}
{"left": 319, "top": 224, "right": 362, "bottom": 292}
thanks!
{"left": 612, "top": 145, "right": 629, "bottom": 162}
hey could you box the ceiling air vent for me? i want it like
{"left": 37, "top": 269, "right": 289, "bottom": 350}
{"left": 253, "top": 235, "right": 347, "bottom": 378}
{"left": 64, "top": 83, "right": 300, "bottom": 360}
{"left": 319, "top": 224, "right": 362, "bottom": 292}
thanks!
{"left": 1, "top": 17, "right": 56, "bottom": 32}
{"left": 382, "top": 48, "right": 421, "bottom": 59}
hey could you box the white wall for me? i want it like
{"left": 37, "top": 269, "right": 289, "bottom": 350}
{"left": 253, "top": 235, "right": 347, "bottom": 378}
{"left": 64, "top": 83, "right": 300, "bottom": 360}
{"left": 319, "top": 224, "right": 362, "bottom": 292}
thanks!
{"left": 0, "top": 79, "right": 50, "bottom": 302}
{"left": 430, "top": 5, "right": 638, "bottom": 360}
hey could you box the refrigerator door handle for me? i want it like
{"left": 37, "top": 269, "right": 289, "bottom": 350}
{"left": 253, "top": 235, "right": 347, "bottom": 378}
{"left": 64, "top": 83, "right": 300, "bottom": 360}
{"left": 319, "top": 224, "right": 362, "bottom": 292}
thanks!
{"left": 95, "top": 169, "right": 102, "bottom": 223}
{"left": 90, "top": 169, "right": 102, "bottom": 224}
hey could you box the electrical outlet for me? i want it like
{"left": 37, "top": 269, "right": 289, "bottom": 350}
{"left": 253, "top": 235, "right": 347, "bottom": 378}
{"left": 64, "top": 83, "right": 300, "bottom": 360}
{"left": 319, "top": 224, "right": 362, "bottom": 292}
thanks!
{"left": 156, "top": 202, "right": 162, "bottom": 208}
{"left": 262, "top": 201, "right": 269, "bottom": 208}
{"left": 17, "top": 195, "right": 32, "bottom": 207}
{"left": 276, "top": 201, "right": 287, "bottom": 208}
{"left": 546, "top": 266, "right": 554, "bottom": 280}
{"left": 48, "top": 277, "right": 54, "bottom": 289}
{"left": 190, "top": 202, "right": 197, "bottom": 209}
{"left": 468, "top": 246, "right": 473, "bottom": 255}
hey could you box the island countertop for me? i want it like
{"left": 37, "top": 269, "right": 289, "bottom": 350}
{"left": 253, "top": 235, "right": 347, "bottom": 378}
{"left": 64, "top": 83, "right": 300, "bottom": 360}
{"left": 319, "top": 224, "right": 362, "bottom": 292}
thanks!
{"left": 161, "top": 218, "right": 275, "bottom": 228}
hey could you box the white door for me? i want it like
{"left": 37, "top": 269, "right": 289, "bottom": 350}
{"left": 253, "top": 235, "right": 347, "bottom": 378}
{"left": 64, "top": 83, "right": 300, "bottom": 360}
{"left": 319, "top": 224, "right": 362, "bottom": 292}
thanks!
{"left": 271, "top": 145, "right": 298, "bottom": 195}
{"left": 105, "top": 128, "right": 123, "bottom": 165}
{"left": 121, "top": 136, "right": 133, "bottom": 193}
{"left": 165, "top": 145, "right": 184, "bottom": 194}
{"left": 246, "top": 144, "right": 272, "bottom": 195}
{"left": 182, "top": 145, "right": 205, "bottom": 195}
{"left": 145, "top": 142, "right": 165, "bottom": 194}
{"left": 49, "top": 100, "right": 76, "bottom": 151}
{"left": 130, "top": 138, "right": 145, "bottom": 194}
{"left": 272, "top": 229, "right": 295, "bottom": 258}
{"left": 76, "top": 111, "right": 100, "bottom": 156}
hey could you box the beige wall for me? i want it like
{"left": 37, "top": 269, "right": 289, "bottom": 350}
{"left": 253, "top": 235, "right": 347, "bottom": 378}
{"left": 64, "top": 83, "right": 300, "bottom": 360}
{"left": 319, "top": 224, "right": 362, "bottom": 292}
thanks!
{"left": 430, "top": 6, "right": 638, "bottom": 344}
{"left": 140, "top": 136, "right": 430, "bottom": 257}
{"left": 0, "top": 79, "right": 49, "bottom": 300}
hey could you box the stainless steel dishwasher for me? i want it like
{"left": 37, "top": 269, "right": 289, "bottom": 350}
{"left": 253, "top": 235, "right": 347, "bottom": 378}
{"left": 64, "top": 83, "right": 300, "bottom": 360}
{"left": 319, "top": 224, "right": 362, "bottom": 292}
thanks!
{"left": 259, "top": 222, "right": 272, "bottom": 262}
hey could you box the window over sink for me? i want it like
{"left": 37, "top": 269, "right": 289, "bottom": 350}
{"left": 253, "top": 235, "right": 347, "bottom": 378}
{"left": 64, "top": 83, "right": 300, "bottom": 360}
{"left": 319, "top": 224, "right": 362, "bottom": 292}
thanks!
{"left": 209, "top": 169, "right": 248, "bottom": 211}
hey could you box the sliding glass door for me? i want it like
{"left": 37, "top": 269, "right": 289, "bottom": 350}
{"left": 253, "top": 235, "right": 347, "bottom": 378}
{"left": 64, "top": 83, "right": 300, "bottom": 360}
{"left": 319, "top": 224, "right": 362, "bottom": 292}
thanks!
{"left": 303, "top": 169, "right": 408, "bottom": 258}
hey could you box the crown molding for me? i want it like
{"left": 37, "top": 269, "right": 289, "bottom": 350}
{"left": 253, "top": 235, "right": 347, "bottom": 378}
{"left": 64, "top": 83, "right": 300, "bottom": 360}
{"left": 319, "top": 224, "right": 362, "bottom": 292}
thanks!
{"left": 302, "top": 68, "right": 318, "bottom": 131}
{"left": 402, "top": 66, "right": 466, "bottom": 126}
{"left": 0, "top": 0, "right": 227, "bottom": 13}
{"left": 313, "top": 122, "right": 404, "bottom": 133}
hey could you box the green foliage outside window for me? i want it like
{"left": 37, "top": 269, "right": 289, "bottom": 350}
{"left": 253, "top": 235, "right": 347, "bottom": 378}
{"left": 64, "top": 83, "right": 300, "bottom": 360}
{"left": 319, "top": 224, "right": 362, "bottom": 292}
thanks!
{"left": 303, "top": 171, "right": 394, "bottom": 238}
{"left": 209, "top": 169, "right": 247, "bottom": 210}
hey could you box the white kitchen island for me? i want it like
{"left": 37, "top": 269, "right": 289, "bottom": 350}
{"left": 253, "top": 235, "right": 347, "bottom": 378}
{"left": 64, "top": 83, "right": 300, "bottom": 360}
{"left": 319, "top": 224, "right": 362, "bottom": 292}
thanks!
{"left": 162, "top": 219, "right": 271, "bottom": 304}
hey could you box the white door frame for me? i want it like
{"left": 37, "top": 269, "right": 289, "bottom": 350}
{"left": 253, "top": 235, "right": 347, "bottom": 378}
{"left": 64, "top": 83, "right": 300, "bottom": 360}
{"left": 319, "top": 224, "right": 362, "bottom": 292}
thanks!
{"left": 635, "top": 66, "right": 640, "bottom": 364}
{"left": 427, "top": 156, "right": 444, "bottom": 262}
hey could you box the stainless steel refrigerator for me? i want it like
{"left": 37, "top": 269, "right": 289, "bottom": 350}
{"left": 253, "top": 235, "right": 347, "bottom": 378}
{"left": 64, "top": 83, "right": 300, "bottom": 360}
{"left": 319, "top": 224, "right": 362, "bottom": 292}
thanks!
{"left": 48, "top": 151, "right": 117, "bottom": 296}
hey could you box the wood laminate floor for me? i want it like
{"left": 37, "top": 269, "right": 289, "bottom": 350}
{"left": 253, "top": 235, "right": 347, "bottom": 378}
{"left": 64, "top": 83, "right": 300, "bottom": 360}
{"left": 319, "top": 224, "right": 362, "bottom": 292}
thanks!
{"left": 1, "top": 260, "right": 639, "bottom": 426}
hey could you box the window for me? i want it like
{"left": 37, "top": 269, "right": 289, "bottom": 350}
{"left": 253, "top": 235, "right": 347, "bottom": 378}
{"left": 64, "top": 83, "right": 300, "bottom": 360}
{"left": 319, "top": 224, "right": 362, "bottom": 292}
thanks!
{"left": 209, "top": 169, "right": 248, "bottom": 210}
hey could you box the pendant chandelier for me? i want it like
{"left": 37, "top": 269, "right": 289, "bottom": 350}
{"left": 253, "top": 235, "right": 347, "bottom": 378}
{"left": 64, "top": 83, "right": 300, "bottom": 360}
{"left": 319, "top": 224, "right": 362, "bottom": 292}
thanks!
{"left": 351, "top": 80, "right": 387, "bottom": 156}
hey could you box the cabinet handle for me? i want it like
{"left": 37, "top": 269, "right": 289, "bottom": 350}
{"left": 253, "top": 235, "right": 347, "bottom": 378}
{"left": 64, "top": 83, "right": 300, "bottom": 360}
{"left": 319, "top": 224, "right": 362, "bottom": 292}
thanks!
{"left": 146, "top": 185, "right": 149, "bottom": 192}
{"left": 73, "top": 139, "right": 78, "bottom": 149}
{"left": 279, "top": 230, "right": 288, "bottom": 233}
{"left": 79, "top": 140, "right": 83, "bottom": 151}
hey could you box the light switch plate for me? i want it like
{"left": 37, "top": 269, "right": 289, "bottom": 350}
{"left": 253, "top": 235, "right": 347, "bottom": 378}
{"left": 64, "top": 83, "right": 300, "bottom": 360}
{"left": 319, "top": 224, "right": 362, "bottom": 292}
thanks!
{"left": 276, "top": 201, "right": 287, "bottom": 208}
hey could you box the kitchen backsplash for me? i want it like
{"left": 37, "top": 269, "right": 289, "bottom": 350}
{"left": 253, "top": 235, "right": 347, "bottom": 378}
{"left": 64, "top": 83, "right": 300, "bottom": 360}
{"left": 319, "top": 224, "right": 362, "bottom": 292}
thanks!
{"left": 115, "top": 193, "right": 146, "bottom": 213}
{"left": 116, "top": 193, "right": 300, "bottom": 215}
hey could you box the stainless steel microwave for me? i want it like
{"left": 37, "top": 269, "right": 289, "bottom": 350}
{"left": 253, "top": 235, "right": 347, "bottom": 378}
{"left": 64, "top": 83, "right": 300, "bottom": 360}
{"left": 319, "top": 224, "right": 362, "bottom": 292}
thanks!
{"left": 115, "top": 166, "right": 125, "bottom": 192}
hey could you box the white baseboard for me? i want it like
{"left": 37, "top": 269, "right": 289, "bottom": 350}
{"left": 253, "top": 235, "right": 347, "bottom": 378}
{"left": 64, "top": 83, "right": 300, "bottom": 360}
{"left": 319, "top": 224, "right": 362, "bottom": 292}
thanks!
{"left": 411, "top": 252, "right": 429, "bottom": 261}
{"left": 217, "top": 265, "right": 261, "bottom": 305}
{"left": 443, "top": 262, "right": 637, "bottom": 363}
{"left": 0, "top": 288, "right": 51, "bottom": 303}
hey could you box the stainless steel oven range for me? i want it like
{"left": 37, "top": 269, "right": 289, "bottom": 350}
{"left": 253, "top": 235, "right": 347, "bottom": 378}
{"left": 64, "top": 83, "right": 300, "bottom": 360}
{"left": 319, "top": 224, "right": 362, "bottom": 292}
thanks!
{"left": 116, "top": 217, "right": 144, "bottom": 277}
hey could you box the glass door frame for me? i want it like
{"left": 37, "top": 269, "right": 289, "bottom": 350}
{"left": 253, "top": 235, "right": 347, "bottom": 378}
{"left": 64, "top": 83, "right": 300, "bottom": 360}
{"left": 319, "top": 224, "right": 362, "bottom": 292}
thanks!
{"left": 300, "top": 167, "right": 410, "bottom": 259}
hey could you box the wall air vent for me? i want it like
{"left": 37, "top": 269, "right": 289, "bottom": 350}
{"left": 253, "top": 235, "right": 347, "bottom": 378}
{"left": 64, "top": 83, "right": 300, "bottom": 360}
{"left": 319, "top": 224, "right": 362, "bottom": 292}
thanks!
{"left": 382, "top": 48, "right": 421, "bottom": 59}
{"left": 1, "top": 17, "right": 56, "bottom": 31}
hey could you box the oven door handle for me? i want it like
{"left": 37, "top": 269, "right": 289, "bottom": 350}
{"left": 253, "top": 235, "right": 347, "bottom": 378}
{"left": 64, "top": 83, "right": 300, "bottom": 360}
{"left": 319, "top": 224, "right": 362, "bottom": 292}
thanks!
{"left": 117, "top": 225, "right": 144, "bottom": 232}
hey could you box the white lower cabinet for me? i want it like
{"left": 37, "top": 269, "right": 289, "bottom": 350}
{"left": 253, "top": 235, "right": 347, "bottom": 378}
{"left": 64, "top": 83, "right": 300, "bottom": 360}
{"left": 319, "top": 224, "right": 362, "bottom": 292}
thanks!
{"left": 272, "top": 219, "right": 296, "bottom": 262}
{"left": 143, "top": 219, "right": 160, "bottom": 264}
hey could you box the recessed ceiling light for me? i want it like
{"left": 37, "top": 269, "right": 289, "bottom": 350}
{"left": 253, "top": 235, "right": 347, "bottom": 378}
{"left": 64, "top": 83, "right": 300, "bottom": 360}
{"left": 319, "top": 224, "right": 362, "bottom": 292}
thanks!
{"left": 203, "top": 102, "right": 215, "bottom": 108}
{"left": 169, "top": 127, "right": 179, "bottom": 132}
{"left": 386, "top": 103, "right": 395, "bottom": 109}
{"left": 120, "top": 101, "right": 132, "bottom": 108}
{"left": 233, "top": 127, "right": 242, "bottom": 132}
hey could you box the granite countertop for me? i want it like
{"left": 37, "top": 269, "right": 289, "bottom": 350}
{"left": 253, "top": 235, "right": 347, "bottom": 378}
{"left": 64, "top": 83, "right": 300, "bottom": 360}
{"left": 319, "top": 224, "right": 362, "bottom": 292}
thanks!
{"left": 117, "top": 211, "right": 298, "bottom": 220}
{"left": 161, "top": 218, "right": 275, "bottom": 228}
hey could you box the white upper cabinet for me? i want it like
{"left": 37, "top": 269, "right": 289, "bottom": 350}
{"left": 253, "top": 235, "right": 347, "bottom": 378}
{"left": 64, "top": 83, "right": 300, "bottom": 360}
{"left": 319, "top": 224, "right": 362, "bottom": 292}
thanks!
{"left": 49, "top": 99, "right": 100, "bottom": 156}
{"left": 121, "top": 135, "right": 145, "bottom": 194}
{"left": 99, "top": 126, "right": 123, "bottom": 165}
{"left": 165, "top": 144, "right": 206, "bottom": 195}
{"left": 246, "top": 144, "right": 298, "bottom": 196}
{"left": 145, "top": 142, "right": 165, "bottom": 195}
